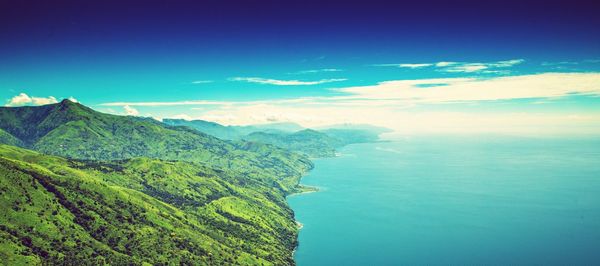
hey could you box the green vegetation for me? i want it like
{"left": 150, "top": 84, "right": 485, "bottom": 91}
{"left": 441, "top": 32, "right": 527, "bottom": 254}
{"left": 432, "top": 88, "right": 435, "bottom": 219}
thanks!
{"left": 0, "top": 100, "right": 386, "bottom": 265}
{"left": 0, "top": 100, "right": 312, "bottom": 193}
{"left": 162, "top": 119, "right": 389, "bottom": 158}
{"left": 0, "top": 128, "right": 22, "bottom": 147}
{"left": 0, "top": 145, "right": 298, "bottom": 265}
{"left": 163, "top": 119, "right": 304, "bottom": 141}
{"left": 162, "top": 119, "right": 242, "bottom": 140}
{"left": 243, "top": 129, "right": 342, "bottom": 158}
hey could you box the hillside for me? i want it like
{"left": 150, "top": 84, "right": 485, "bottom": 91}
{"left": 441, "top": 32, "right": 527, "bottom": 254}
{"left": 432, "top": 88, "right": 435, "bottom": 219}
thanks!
{"left": 0, "top": 128, "right": 22, "bottom": 147}
{"left": 0, "top": 144, "right": 298, "bottom": 265}
{"left": 162, "top": 119, "right": 242, "bottom": 140}
{"left": 244, "top": 129, "right": 342, "bottom": 157}
{"left": 162, "top": 119, "right": 305, "bottom": 141}
{"left": 0, "top": 100, "right": 312, "bottom": 193}
{"left": 162, "top": 118, "right": 388, "bottom": 157}
{"left": 318, "top": 124, "right": 391, "bottom": 145}
{"left": 0, "top": 100, "right": 385, "bottom": 265}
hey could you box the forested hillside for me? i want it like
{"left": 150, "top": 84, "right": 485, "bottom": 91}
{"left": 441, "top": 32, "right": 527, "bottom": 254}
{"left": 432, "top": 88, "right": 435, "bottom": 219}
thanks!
{"left": 0, "top": 144, "right": 299, "bottom": 265}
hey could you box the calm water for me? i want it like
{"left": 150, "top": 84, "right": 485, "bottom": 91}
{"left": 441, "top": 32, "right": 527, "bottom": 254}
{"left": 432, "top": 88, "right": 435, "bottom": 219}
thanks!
{"left": 288, "top": 136, "right": 600, "bottom": 265}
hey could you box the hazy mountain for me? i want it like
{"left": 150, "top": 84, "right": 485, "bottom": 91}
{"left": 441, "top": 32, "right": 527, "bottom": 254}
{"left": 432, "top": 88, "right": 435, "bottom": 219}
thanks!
{"left": 163, "top": 119, "right": 305, "bottom": 140}
{"left": 233, "top": 122, "right": 305, "bottom": 135}
{"left": 317, "top": 124, "right": 392, "bottom": 145}
{"left": 316, "top": 123, "right": 392, "bottom": 134}
{"left": 162, "top": 119, "right": 242, "bottom": 140}
{"left": 244, "top": 129, "right": 342, "bottom": 157}
{"left": 163, "top": 118, "right": 387, "bottom": 157}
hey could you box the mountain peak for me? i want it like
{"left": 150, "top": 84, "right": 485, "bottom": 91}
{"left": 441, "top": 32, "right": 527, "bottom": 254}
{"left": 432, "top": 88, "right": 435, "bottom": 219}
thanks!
{"left": 0, "top": 99, "right": 96, "bottom": 145}
{"left": 59, "top": 98, "right": 75, "bottom": 105}
{"left": 56, "top": 98, "right": 81, "bottom": 109}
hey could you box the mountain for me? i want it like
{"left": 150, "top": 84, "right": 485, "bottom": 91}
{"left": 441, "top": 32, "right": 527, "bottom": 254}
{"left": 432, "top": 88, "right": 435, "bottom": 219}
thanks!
{"left": 162, "top": 119, "right": 241, "bottom": 140}
{"left": 162, "top": 119, "right": 388, "bottom": 157}
{"left": 0, "top": 100, "right": 312, "bottom": 193}
{"left": 0, "top": 144, "right": 298, "bottom": 265}
{"left": 244, "top": 129, "right": 342, "bottom": 157}
{"left": 0, "top": 128, "right": 22, "bottom": 147}
{"left": 162, "top": 119, "right": 305, "bottom": 140}
{"left": 317, "top": 124, "right": 392, "bottom": 145}
{"left": 233, "top": 122, "right": 305, "bottom": 135}
{"left": 316, "top": 123, "right": 392, "bottom": 134}
{"left": 0, "top": 100, "right": 386, "bottom": 264}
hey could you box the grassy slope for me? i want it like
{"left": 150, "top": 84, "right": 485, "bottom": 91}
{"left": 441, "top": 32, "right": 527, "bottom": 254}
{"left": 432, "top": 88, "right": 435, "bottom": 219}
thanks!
{"left": 243, "top": 129, "right": 342, "bottom": 158}
{"left": 0, "top": 145, "right": 298, "bottom": 265}
{"left": 0, "top": 128, "right": 23, "bottom": 147}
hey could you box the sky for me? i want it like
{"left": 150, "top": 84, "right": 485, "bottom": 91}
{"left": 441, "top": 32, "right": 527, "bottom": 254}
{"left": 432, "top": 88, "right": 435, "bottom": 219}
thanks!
{"left": 1, "top": 0, "right": 600, "bottom": 135}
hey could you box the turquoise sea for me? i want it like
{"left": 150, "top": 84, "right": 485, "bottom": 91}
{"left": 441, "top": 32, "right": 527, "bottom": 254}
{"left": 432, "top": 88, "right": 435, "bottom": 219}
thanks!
{"left": 288, "top": 136, "right": 600, "bottom": 265}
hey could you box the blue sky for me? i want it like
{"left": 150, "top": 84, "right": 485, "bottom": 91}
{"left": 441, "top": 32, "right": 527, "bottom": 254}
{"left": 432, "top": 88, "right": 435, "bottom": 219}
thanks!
{"left": 1, "top": 0, "right": 600, "bottom": 134}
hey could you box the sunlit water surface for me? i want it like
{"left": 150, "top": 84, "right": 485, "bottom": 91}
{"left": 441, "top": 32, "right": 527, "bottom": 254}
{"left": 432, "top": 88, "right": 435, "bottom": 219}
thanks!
{"left": 288, "top": 136, "right": 600, "bottom": 265}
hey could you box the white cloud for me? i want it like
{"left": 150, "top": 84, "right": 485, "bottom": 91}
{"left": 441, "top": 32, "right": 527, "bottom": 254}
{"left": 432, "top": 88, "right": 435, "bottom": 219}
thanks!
{"left": 123, "top": 105, "right": 139, "bottom": 116}
{"left": 102, "top": 72, "right": 600, "bottom": 108}
{"left": 371, "top": 63, "right": 433, "bottom": 68}
{"left": 99, "top": 72, "right": 600, "bottom": 135}
{"left": 230, "top": 77, "right": 347, "bottom": 86}
{"left": 292, "top": 68, "right": 343, "bottom": 74}
{"left": 443, "top": 64, "right": 489, "bottom": 73}
{"left": 6, "top": 93, "right": 59, "bottom": 106}
{"left": 6, "top": 93, "right": 32, "bottom": 106}
{"left": 372, "top": 59, "right": 524, "bottom": 73}
{"left": 31, "top": 96, "right": 58, "bottom": 105}
{"left": 399, "top": 63, "right": 432, "bottom": 68}
{"left": 191, "top": 80, "right": 213, "bottom": 84}
{"left": 336, "top": 73, "right": 600, "bottom": 103}
{"left": 488, "top": 59, "right": 525, "bottom": 67}
{"left": 68, "top": 96, "right": 78, "bottom": 103}
{"left": 441, "top": 59, "right": 524, "bottom": 73}
{"left": 191, "top": 99, "right": 600, "bottom": 136}
{"left": 435, "top": 61, "right": 458, "bottom": 67}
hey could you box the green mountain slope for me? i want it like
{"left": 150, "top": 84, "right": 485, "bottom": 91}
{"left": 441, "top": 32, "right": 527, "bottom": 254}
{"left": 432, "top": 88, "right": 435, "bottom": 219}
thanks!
{"left": 233, "top": 123, "right": 305, "bottom": 135}
{"left": 163, "top": 119, "right": 242, "bottom": 140}
{"left": 0, "top": 144, "right": 298, "bottom": 265}
{"left": 316, "top": 124, "right": 392, "bottom": 144}
{"left": 244, "top": 129, "right": 342, "bottom": 157}
{"left": 0, "top": 128, "right": 22, "bottom": 147}
{"left": 0, "top": 101, "right": 386, "bottom": 265}
{"left": 0, "top": 100, "right": 312, "bottom": 193}
{"left": 162, "top": 119, "right": 305, "bottom": 140}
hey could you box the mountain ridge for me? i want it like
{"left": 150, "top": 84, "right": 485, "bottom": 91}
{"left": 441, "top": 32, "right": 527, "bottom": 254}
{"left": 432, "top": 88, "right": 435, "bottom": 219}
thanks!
{"left": 0, "top": 100, "right": 312, "bottom": 193}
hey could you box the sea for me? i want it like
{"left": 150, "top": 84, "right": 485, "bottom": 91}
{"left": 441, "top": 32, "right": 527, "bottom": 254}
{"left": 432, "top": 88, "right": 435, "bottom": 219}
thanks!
{"left": 288, "top": 136, "right": 600, "bottom": 265}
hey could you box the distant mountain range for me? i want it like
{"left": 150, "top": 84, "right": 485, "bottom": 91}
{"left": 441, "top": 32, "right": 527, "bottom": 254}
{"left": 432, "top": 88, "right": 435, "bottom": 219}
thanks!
{"left": 243, "top": 129, "right": 342, "bottom": 158}
{"left": 0, "top": 99, "right": 387, "bottom": 265}
{"left": 163, "top": 118, "right": 390, "bottom": 157}
{"left": 162, "top": 119, "right": 305, "bottom": 140}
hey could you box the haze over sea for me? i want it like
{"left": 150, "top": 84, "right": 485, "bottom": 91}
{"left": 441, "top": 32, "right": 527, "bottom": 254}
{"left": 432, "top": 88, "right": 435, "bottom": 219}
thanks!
{"left": 289, "top": 136, "right": 600, "bottom": 265}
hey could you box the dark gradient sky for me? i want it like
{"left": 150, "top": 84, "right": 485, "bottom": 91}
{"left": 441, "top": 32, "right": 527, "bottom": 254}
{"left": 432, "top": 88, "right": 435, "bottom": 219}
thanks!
{"left": 2, "top": 0, "right": 599, "bottom": 66}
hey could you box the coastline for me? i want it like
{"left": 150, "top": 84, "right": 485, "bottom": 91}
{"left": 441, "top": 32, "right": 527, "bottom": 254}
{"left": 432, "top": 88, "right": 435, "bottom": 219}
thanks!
{"left": 288, "top": 185, "right": 319, "bottom": 197}
{"left": 288, "top": 170, "right": 319, "bottom": 261}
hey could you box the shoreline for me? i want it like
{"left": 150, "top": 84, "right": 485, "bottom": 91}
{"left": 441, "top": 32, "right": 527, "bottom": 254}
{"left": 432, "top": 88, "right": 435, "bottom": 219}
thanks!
{"left": 287, "top": 186, "right": 319, "bottom": 198}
